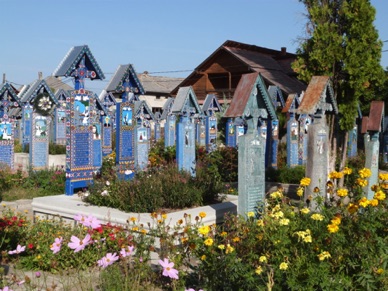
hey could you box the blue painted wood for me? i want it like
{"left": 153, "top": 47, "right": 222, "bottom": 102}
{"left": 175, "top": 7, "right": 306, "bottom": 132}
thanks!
{"left": 165, "top": 115, "right": 176, "bottom": 147}
{"left": 71, "top": 56, "right": 97, "bottom": 90}
{"left": 154, "top": 122, "right": 161, "bottom": 140}
{"left": 102, "top": 116, "right": 112, "bottom": 156}
{"left": 177, "top": 115, "right": 196, "bottom": 176}
{"left": 196, "top": 119, "right": 206, "bottom": 147}
{"left": 286, "top": 117, "right": 299, "bottom": 167}
{"left": 347, "top": 124, "right": 358, "bottom": 158}
{"left": 116, "top": 102, "right": 135, "bottom": 180}
{"left": 205, "top": 116, "right": 217, "bottom": 152}
{"left": 225, "top": 118, "right": 236, "bottom": 147}
{"left": 30, "top": 114, "right": 50, "bottom": 170}
{"left": 22, "top": 106, "right": 33, "bottom": 151}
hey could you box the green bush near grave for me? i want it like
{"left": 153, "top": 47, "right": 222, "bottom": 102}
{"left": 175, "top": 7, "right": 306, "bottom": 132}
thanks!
{"left": 48, "top": 143, "right": 66, "bottom": 155}
{"left": 87, "top": 160, "right": 224, "bottom": 213}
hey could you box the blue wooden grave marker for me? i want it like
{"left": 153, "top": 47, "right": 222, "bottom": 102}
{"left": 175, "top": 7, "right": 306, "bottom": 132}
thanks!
{"left": 171, "top": 86, "right": 202, "bottom": 176}
{"left": 53, "top": 45, "right": 105, "bottom": 195}
{"left": 224, "top": 72, "right": 268, "bottom": 217}
{"left": 347, "top": 104, "right": 362, "bottom": 158}
{"left": 161, "top": 98, "right": 176, "bottom": 148}
{"left": 116, "top": 101, "right": 135, "bottom": 179}
{"left": 283, "top": 93, "right": 301, "bottom": 167}
{"left": 267, "top": 86, "right": 285, "bottom": 169}
{"left": 296, "top": 76, "right": 338, "bottom": 209}
{"left": 361, "top": 101, "right": 384, "bottom": 199}
{"left": 154, "top": 112, "right": 162, "bottom": 141}
{"left": 134, "top": 100, "right": 155, "bottom": 170}
{"left": 53, "top": 89, "right": 69, "bottom": 145}
{"left": 195, "top": 115, "right": 206, "bottom": 147}
{"left": 202, "top": 94, "right": 222, "bottom": 152}
{"left": 0, "top": 83, "right": 21, "bottom": 169}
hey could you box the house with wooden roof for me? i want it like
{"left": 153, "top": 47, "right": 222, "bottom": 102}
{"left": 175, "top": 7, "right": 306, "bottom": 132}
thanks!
{"left": 171, "top": 40, "right": 306, "bottom": 104}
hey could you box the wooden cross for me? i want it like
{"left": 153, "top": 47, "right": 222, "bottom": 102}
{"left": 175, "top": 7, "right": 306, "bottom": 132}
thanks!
{"left": 71, "top": 56, "right": 96, "bottom": 90}
{"left": 0, "top": 91, "right": 18, "bottom": 120}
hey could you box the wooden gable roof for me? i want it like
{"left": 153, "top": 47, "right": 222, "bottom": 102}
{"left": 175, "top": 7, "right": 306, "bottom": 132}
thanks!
{"left": 202, "top": 94, "right": 222, "bottom": 116}
{"left": 171, "top": 86, "right": 202, "bottom": 116}
{"left": 297, "top": 76, "right": 338, "bottom": 115}
{"left": 106, "top": 64, "right": 144, "bottom": 95}
{"left": 171, "top": 40, "right": 306, "bottom": 100}
{"left": 53, "top": 45, "right": 105, "bottom": 80}
{"left": 224, "top": 72, "right": 277, "bottom": 121}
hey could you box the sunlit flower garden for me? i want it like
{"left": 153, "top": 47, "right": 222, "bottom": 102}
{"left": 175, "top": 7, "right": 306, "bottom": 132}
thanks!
{"left": 0, "top": 166, "right": 388, "bottom": 290}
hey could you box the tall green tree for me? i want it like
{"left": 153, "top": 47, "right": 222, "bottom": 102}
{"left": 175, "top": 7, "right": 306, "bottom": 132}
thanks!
{"left": 292, "top": 0, "right": 386, "bottom": 171}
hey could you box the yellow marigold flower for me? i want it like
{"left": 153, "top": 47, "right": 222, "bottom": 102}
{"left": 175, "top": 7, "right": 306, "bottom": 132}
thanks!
{"left": 318, "top": 251, "right": 331, "bottom": 261}
{"left": 279, "top": 262, "right": 288, "bottom": 270}
{"left": 259, "top": 255, "right": 267, "bottom": 263}
{"left": 140, "top": 229, "right": 147, "bottom": 235}
{"left": 327, "top": 223, "right": 339, "bottom": 233}
{"left": 379, "top": 173, "right": 388, "bottom": 181}
{"left": 247, "top": 211, "right": 255, "bottom": 217}
{"left": 370, "top": 199, "right": 379, "bottom": 207}
{"left": 177, "top": 219, "right": 183, "bottom": 225}
{"left": 271, "top": 211, "right": 284, "bottom": 219}
{"left": 225, "top": 244, "right": 235, "bottom": 254}
{"left": 151, "top": 212, "right": 157, "bottom": 218}
{"left": 272, "top": 204, "right": 281, "bottom": 212}
{"left": 279, "top": 218, "right": 290, "bottom": 226}
{"left": 232, "top": 237, "right": 240, "bottom": 242}
{"left": 303, "top": 235, "right": 312, "bottom": 243}
{"left": 311, "top": 213, "right": 324, "bottom": 221}
{"left": 336, "top": 188, "right": 348, "bottom": 197}
{"left": 296, "top": 187, "right": 304, "bottom": 197}
{"left": 157, "top": 219, "right": 163, "bottom": 224}
{"left": 199, "top": 212, "right": 206, "bottom": 218}
{"left": 359, "top": 168, "right": 372, "bottom": 179}
{"left": 201, "top": 255, "right": 206, "bottom": 261}
{"left": 198, "top": 225, "right": 210, "bottom": 236}
{"left": 300, "top": 207, "right": 310, "bottom": 214}
{"left": 347, "top": 203, "right": 359, "bottom": 214}
{"left": 374, "top": 190, "right": 386, "bottom": 201}
{"left": 376, "top": 268, "right": 385, "bottom": 275}
{"left": 257, "top": 220, "right": 264, "bottom": 227}
{"left": 132, "top": 226, "right": 139, "bottom": 231}
{"left": 218, "top": 244, "right": 225, "bottom": 250}
{"left": 329, "top": 171, "right": 343, "bottom": 179}
{"left": 255, "top": 266, "right": 263, "bottom": 275}
{"left": 161, "top": 213, "right": 167, "bottom": 220}
{"left": 300, "top": 177, "right": 311, "bottom": 187}
{"left": 359, "top": 197, "right": 370, "bottom": 208}
{"left": 129, "top": 216, "right": 137, "bottom": 222}
{"left": 220, "top": 231, "right": 228, "bottom": 237}
{"left": 331, "top": 216, "right": 341, "bottom": 225}
{"left": 343, "top": 167, "right": 352, "bottom": 175}
{"left": 204, "top": 238, "right": 214, "bottom": 246}
{"left": 270, "top": 191, "right": 283, "bottom": 199}
{"left": 356, "top": 178, "right": 368, "bottom": 187}
{"left": 181, "top": 237, "right": 188, "bottom": 243}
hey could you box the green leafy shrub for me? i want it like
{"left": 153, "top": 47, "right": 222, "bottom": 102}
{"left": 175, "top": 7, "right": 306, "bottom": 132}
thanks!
{"left": 20, "top": 168, "right": 65, "bottom": 197}
{"left": 207, "top": 146, "right": 238, "bottom": 182}
{"left": 48, "top": 143, "right": 66, "bottom": 155}
{"left": 278, "top": 165, "right": 305, "bottom": 184}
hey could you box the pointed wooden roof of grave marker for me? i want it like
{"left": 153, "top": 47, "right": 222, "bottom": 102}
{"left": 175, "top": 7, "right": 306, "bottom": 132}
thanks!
{"left": 19, "top": 79, "right": 58, "bottom": 105}
{"left": 135, "top": 100, "right": 156, "bottom": 122}
{"left": 53, "top": 45, "right": 105, "bottom": 80}
{"left": 366, "top": 100, "right": 384, "bottom": 132}
{"left": 106, "top": 64, "right": 145, "bottom": 95}
{"left": 160, "top": 97, "right": 174, "bottom": 120}
{"left": 93, "top": 93, "right": 110, "bottom": 117}
{"left": 268, "top": 85, "right": 285, "bottom": 110}
{"left": 0, "top": 82, "right": 22, "bottom": 118}
{"left": 202, "top": 94, "right": 222, "bottom": 116}
{"left": 297, "top": 76, "right": 338, "bottom": 116}
{"left": 171, "top": 86, "right": 202, "bottom": 116}
{"left": 223, "top": 72, "right": 277, "bottom": 121}
{"left": 282, "top": 93, "right": 300, "bottom": 114}
{"left": 55, "top": 88, "right": 71, "bottom": 103}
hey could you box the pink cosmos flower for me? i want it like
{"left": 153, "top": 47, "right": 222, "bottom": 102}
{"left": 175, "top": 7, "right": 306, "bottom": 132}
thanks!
{"left": 85, "top": 215, "right": 101, "bottom": 229}
{"left": 0, "top": 286, "right": 13, "bottom": 291}
{"left": 50, "top": 237, "right": 63, "bottom": 254}
{"left": 120, "top": 245, "right": 135, "bottom": 258}
{"left": 158, "top": 258, "right": 179, "bottom": 279}
{"left": 8, "top": 244, "right": 26, "bottom": 255}
{"left": 68, "top": 234, "right": 91, "bottom": 252}
{"left": 97, "top": 252, "right": 119, "bottom": 268}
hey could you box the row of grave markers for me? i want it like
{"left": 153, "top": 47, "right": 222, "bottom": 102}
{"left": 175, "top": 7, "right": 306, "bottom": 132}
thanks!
{"left": 0, "top": 45, "right": 386, "bottom": 208}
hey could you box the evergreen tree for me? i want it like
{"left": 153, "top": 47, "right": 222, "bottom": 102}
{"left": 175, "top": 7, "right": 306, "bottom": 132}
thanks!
{"left": 292, "top": 0, "right": 386, "bottom": 170}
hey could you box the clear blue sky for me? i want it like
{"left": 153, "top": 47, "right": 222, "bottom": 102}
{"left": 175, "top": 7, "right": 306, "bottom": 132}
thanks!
{"left": 1, "top": 0, "right": 387, "bottom": 94}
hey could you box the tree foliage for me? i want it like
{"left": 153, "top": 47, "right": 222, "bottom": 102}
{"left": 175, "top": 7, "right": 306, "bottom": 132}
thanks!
{"left": 292, "top": 0, "right": 386, "bottom": 131}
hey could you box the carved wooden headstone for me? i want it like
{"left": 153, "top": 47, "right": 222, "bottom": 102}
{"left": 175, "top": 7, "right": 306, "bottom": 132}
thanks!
{"left": 224, "top": 73, "right": 271, "bottom": 217}
{"left": 283, "top": 93, "right": 300, "bottom": 167}
{"left": 53, "top": 45, "right": 105, "bottom": 194}
{"left": 195, "top": 116, "right": 206, "bottom": 147}
{"left": 297, "top": 76, "right": 338, "bottom": 209}
{"left": 99, "top": 90, "right": 117, "bottom": 156}
{"left": 154, "top": 112, "right": 162, "bottom": 141}
{"left": 134, "top": 100, "right": 155, "bottom": 170}
{"left": 362, "top": 101, "right": 384, "bottom": 199}
{"left": 53, "top": 89, "right": 69, "bottom": 145}
{"left": 161, "top": 98, "right": 176, "bottom": 148}
{"left": 0, "top": 83, "right": 21, "bottom": 169}
{"left": 172, "top": 86, "right": 202, "bottom": 176}
{"left": 202, "top": 94, "right": 222, "bottom": 152}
